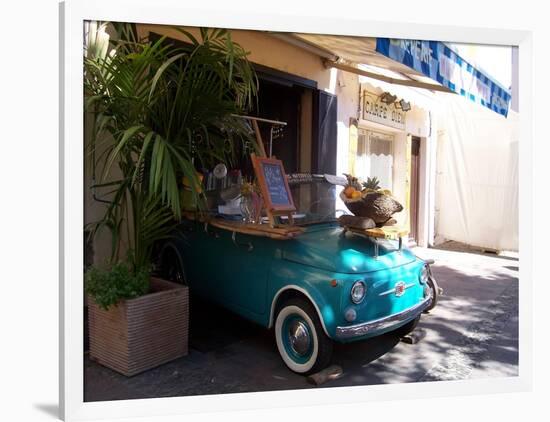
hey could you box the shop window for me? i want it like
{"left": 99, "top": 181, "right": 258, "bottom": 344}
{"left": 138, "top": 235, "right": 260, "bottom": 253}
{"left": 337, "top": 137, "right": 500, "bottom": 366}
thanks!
{"left": 356, "top": 129, "right": 394, "bottom": 190}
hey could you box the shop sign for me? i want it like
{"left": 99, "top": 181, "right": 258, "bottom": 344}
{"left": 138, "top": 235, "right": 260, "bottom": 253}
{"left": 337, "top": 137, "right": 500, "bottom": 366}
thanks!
{"left": 361, "top": 90, "right": 406, "bottom": 130}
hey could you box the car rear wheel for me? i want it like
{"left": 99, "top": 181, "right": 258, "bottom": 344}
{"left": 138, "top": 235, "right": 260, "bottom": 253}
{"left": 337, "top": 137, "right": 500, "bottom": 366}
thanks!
{"left": 275, "top": 297, "right": 333, "bottom": 375}
{"left": 159, "top": 247, "right": 186, "bottom": 285}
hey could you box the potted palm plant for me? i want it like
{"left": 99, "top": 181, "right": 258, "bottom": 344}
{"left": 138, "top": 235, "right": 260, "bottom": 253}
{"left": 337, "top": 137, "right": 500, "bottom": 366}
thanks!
{"left": 84, "top": 22, "right": 257, "bottom": 376}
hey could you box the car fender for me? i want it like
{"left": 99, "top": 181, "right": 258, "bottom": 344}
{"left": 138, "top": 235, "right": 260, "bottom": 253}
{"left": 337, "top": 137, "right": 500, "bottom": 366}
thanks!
{"left": 268, "top": 283, "right": 338, "bottom": 338}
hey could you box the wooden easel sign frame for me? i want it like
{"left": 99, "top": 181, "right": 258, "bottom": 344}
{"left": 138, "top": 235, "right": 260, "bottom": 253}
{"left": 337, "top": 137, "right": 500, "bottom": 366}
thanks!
{"left": 251, "top": 153, "right": 296, "bottom": 227}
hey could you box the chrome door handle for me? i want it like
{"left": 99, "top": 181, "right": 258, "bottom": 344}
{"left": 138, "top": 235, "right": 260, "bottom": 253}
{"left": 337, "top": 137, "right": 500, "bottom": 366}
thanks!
{"left": 231, "top": 231, "right": 253, "bottom": 252}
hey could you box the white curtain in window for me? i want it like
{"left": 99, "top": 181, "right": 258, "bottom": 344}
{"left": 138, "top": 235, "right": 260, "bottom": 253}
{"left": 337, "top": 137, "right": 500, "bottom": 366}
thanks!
{"left": 369, "top": 154, "right": 393, "bottom": 190}
{"left": 367, "top": 133, "right": 393, "bottom": 190}
{"left": 356, "top": 130, "right": 393, "bottom": 189}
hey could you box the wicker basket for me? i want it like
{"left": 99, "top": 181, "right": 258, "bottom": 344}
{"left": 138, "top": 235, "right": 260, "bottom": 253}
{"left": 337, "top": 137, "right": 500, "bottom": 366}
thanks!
{"left": 88, "top": 277, "right": 189, "bottom": 377}
{"left": 340, "top": 191, "right": 403, "bottom": 225}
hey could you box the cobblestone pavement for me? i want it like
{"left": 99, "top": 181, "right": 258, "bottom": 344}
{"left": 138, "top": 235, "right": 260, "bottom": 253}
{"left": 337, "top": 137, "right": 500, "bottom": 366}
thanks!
{"left": 420, "top": 281, "right": 518, "bottom": 382}
{"left": 84, "top": 243, "right": 519, "bottom": 401}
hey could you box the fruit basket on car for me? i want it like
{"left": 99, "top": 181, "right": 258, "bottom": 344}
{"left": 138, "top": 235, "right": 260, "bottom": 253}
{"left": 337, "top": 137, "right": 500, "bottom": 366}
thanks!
{"left": 340, "top": 175, "right": 403, "bottom": 226}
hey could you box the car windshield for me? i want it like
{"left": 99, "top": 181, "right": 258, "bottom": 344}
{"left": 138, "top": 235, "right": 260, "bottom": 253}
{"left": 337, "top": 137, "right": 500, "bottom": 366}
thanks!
{"left": 287, "top": 175, "right": 350, "bottom": 226}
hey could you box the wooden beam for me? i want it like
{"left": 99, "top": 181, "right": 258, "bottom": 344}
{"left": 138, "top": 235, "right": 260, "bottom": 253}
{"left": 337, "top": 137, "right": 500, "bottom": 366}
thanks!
{"left": 323, "top": 59, "right": 452, "bottom": 93}
{"left": 251, "top": 120, "right": 267, "bottom": 157}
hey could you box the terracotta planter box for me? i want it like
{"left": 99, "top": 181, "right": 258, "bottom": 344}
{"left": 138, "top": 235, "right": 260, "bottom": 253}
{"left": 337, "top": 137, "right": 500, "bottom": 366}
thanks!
{"left": 88, "top": 277, "right": 189, "bottom": 376}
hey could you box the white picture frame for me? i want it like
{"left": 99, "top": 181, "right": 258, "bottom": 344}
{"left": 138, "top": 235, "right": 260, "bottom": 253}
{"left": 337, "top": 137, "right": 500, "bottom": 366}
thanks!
{"left": 60, "top": 1, "right": 533, "bottom": 420}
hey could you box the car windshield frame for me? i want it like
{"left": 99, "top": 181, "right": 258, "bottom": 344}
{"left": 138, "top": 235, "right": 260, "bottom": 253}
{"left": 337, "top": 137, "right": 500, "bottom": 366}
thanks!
{"left": 287, "top": 175, "right": 350, "bottom": 226}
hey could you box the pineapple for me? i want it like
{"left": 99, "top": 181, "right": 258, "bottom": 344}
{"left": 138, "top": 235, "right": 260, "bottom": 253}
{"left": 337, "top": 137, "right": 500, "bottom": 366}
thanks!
{"left": 362, "top": 176, "right": 381, "bottom": 191}
{"left": 361, "top": 177, "right": 393, "bottom": 196}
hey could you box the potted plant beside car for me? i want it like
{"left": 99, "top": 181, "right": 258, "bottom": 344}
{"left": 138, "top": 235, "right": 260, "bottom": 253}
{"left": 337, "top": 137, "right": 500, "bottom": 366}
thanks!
{"left": 83, "top": 22, "right": 258, "bottom": 375}
{"left": 86, "top": 261, "right": 189, "bottom": 376}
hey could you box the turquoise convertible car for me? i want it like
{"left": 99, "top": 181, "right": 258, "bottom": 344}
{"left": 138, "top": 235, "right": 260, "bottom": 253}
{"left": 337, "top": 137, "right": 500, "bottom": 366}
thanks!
{"left": 157, "top": 174, "right": 438, "bottom": 375}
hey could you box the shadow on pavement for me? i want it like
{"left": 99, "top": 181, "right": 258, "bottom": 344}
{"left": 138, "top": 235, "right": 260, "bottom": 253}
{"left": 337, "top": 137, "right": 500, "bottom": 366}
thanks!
{"left": 84, "top": 248, "right": 519, "bottom": 401}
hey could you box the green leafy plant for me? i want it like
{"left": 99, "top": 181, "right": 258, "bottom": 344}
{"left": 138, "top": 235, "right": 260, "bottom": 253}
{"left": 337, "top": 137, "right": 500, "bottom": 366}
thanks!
{"left": 85, "top": 262, "right": 149, "bottom": 310}
{"left": 84, "top": 22, "right": 258, "bottom": 274}
{"left": 362, "top": 176, "right": 381, "bottom": 191}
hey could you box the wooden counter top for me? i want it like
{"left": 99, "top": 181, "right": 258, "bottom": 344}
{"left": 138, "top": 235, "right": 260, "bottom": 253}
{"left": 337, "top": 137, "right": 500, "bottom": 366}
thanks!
{"left": 182, "top": 211, "right": 304, "bottom": 240}
{"left": 345, "top": 225, "right": 409, "bottom": 240}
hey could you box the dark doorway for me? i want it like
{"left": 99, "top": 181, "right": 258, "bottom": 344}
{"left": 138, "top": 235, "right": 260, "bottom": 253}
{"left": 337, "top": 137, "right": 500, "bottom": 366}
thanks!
{"left": 409, "top": 136, "right": 421, "bottom": 243}
{"left": 253, "top": 79, "right": 302, "bottom": 173}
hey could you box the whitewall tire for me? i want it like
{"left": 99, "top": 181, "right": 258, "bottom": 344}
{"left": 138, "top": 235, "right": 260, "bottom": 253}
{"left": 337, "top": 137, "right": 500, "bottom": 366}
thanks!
{"left": 274, "top": 297, "right": 333, "bottom": 375}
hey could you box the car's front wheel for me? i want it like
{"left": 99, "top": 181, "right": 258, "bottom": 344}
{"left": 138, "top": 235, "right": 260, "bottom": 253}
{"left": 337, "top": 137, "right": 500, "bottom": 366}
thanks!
{"left": 275, "top": 297, "right": 333, "bottom": 375}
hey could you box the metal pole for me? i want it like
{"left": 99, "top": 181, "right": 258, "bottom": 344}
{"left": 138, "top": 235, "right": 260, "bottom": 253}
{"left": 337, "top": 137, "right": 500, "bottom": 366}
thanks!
{"left": 230, "top": 114, "right": 287, "bottom": 126}
{"left": 269, "top": 126, "right": 274, "bottom": 157}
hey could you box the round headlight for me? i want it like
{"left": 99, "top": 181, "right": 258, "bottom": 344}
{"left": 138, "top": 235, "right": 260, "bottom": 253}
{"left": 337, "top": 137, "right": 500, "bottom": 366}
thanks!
{"left": 420, "top": 265, "right": 429, "bottom": 284}
{"left": 350, "top": 280, "right": 367, "bottom": 304}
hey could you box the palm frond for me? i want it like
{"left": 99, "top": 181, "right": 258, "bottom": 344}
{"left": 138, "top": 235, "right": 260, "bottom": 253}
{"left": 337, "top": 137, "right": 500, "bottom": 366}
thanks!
{"left": 84, "top": 23, "right": 258, "bottom": 268}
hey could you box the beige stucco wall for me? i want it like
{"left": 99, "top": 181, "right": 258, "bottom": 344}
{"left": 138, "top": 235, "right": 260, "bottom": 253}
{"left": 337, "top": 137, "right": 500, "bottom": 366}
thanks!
{"left": 136, "top": 24, "right": 334, "bottom": 91}
{"left": 84, "top": 112, "right": 130, "bottom": 267}
{"left": 335, "top": 68, "right": 360, "bottom": 178}
{"left": 405, "top": 107, "right": 430, "bottom": 138}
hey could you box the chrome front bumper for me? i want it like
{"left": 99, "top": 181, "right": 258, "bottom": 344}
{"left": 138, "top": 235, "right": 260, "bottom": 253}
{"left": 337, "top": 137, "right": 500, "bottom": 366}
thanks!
{"left": 335, "top": 296, "right": 431, "bottom": 340}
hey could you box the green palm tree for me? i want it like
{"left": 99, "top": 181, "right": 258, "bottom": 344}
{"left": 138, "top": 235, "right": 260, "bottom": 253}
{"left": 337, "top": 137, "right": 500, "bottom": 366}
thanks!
{"left": 84, "top": 22, "right": 258, "bottom": 271}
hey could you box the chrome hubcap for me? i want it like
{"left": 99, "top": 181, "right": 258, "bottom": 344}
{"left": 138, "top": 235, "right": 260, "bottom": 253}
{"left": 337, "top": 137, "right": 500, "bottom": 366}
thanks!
{"left": 288, "top": 320, "right": 311, "bottom": 356}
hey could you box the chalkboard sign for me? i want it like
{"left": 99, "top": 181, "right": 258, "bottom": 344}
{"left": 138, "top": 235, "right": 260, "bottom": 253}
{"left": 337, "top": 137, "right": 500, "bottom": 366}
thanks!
{"left": 251, "top": 154, "right": 296, "bottom": 213}
{"left": 262, "top": 162, "right": 291, "bottom": 205}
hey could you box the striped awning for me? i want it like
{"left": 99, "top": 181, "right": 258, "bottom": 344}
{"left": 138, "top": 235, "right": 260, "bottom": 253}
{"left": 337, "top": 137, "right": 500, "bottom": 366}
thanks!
{"left": 375, "top": 39, "right": 511, "bottom": 117}
{"left": 290, "top": 33, "right": 511, "bottom": 117}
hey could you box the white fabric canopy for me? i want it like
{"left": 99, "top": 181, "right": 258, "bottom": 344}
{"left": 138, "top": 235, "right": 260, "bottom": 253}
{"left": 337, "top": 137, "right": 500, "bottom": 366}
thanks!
{"left": 358, "top": 65, "right": 439, "bottom": 112}
{"left": 435, "top": 94, "right": 519, "bottom": 251}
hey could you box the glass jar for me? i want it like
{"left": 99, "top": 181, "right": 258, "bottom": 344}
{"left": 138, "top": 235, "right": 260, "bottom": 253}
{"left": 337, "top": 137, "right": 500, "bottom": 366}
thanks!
{"left": 240, "top": 195, "right": 254, "bottom": 224}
